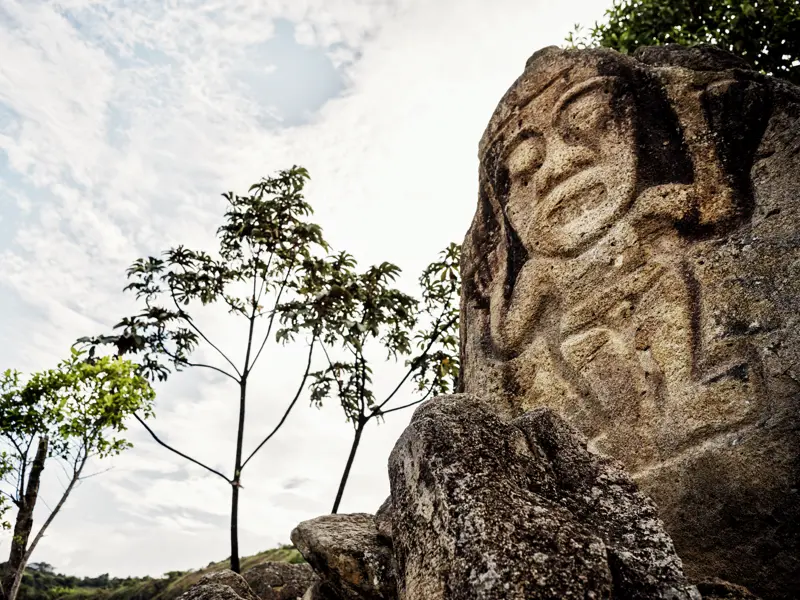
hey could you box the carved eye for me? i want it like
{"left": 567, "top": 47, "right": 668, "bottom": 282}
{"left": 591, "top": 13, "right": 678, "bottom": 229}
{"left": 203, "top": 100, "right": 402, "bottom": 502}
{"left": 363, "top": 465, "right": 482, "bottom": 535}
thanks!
{"left": 506, "top": 133, "right": 545, "bottom": 183}
{"left": 556, "top": 86, "right": 616, "bottom": 145}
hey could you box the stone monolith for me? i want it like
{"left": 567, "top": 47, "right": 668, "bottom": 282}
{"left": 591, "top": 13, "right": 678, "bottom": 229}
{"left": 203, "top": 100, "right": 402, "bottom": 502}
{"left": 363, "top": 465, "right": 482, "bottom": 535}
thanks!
{"left": 460, "top": 44, "right": 800, "bottom": 599}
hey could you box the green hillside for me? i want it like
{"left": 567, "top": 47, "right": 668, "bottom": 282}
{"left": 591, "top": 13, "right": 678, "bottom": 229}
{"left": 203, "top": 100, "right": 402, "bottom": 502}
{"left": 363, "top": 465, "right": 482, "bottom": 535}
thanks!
{"left": 7, "top": 546, "right": 304, "bottom": 600}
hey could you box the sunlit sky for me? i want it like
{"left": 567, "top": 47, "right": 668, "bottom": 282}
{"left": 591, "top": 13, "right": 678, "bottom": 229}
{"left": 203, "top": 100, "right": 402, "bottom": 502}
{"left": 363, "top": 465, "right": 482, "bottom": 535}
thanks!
{"left": 0, "top": 0, "right": 611, "bottom": 578}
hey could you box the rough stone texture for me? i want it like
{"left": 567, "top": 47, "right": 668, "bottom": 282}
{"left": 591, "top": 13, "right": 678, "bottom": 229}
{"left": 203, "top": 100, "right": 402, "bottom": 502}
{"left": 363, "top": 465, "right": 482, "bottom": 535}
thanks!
{"left": 388, "top": 393, "right": 700, "bottom": 600}
{"left": 460, "top": 43, "right": 800, "bottom": 599}
{"left": 374, "top": 497, "right": 392, "bottom": 541}
{"left": 179, "top": 571, "right": 261, "bottom": 600}
{"left": 301, "top": 581, "right": 341, "bottom": 600}
{"left": 697, "top": 579, "right": 762, "bottom": 600}
{"left": 179, "top": 583, "right": 246, "bottom": 600}
{"left": 291, "top": 514, "right": 396, "bottom": 600}
{"left": 243, "top": 562, "right": 318, "bottom": 600}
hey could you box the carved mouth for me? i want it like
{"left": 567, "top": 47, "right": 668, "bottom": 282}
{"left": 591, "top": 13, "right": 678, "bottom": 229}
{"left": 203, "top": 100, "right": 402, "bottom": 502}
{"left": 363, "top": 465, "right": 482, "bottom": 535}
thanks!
{"left": 542, "top": 176, "right": 608, "bottom": 229}
{"left": 527, "top": 166, "right": 633, "bottom": 253}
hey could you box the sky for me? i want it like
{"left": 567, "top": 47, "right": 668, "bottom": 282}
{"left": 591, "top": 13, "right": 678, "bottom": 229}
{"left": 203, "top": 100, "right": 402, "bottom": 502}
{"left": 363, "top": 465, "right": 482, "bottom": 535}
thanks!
{"left": 0, "top": 0, "right": 611, "bottom": 578}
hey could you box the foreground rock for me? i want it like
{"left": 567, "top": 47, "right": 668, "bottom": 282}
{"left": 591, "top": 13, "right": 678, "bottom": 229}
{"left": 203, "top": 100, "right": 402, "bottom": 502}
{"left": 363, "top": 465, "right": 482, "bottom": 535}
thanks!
{"left": 289, "top": 396, "right": 760, "bottom": 598}
{"left": 389, "top": 394, "right": 699, "bottom": 600}
{"left": 291, "top": 513, "right": 396, "bottom": 600}
{"left": 374, "top": 497, "right": 392, "bottom": 541}
{"left": 179, "top": 571, "right": 261, "bottom": 600}
{"left": 460, "top": 42, "right": 800, "bottom": 598}
{"left": 301, "top": 581, "right": 341, "bottom": 600}
{"left": 243, "top": 562, "right": 318, "bottom": 600}
{"left": 697, "top": 579, "right": 762, "bottom": 600}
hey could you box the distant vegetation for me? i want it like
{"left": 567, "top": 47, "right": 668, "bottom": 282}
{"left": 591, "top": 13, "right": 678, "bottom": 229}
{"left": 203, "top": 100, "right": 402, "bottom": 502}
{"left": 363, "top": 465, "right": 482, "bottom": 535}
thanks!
{"left": 6, "top": 546, "right": 302, "bottom": 600}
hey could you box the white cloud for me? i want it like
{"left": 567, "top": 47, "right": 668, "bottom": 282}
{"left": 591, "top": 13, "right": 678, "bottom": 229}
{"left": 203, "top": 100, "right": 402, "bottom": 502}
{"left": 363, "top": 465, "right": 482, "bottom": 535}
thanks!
{"left": 0, "top": 0, "right": 611, "bottom": 578}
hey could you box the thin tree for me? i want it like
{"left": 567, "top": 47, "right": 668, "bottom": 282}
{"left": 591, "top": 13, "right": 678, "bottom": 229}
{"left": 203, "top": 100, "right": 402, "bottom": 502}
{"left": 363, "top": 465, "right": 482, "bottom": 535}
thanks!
{"left": 76, "top": 167, "right": 454, "bottom": 572}
{"left": 0, "top": 348, "right": 154, "bottom": 600}
{"left": 77, "top": 167, "right": 338, "bottom": 574}
{"left": 292, "top": 243, "right": 461, "bottom": 514}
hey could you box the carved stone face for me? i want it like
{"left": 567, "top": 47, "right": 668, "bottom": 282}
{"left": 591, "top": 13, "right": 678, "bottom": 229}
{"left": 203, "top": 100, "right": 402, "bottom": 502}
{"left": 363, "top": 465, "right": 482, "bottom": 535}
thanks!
{"left": 461, "top": 45, "right": 800, "bottom": 599}
{"left": 500, "top": 75, "right": 637, "bottom": 257}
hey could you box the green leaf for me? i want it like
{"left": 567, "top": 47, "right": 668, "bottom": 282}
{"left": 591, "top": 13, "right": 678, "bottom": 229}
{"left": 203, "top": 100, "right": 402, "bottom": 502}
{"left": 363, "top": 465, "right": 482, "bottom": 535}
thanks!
{"left": 570, "top": 0, "right": 800, "bottom": 84}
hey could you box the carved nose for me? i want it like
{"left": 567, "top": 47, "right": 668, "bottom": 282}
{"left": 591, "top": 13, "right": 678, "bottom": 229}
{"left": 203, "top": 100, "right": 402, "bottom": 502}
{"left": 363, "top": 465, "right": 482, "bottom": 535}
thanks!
{"left": 533, "top": 140, "right": 596, "bottom": 198}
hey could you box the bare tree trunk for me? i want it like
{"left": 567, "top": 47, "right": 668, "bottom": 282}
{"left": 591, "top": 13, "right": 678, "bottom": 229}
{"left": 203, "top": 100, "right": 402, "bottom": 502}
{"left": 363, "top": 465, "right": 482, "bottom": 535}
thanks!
{"left": 230, "top": 379, "right": 247, "bottom": 574}
{"left": 230, "top": 482, "right": 240, "bottom": 573}
{"left": 331, "top": 423, "right": 364, "bottom": 515}
{"left": 8, "top": 450, "right": 88, "bottom": 600}
{"left": 2, "top": 436, "right": 48, "bottom": 600}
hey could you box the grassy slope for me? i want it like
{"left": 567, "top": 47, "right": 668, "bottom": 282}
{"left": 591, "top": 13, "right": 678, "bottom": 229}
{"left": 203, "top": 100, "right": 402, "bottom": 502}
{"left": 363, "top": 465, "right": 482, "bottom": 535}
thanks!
{"left": 16, "top": 546, "right": 304, "bottom": 600}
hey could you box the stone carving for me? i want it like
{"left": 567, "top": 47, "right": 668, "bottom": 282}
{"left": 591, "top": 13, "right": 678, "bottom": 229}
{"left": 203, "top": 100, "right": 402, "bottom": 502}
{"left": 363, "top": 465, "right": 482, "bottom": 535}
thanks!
{"left": 460, "top": 44, "right": 800, "bottom": 599}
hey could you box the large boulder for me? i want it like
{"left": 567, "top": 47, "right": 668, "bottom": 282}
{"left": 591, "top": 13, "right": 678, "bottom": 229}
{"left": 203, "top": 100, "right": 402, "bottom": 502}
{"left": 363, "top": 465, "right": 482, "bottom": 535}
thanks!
{"left": 460, "top": 42, "right": 800, "bottom": 598}
{"left": 291, "top": 513, "right": 396, "bottom": 600}
{"left": 243, "top": 562, "right": 318, "bottom": 600}
{"left": 388, "top": 394, "right": 700, "bottom": 600}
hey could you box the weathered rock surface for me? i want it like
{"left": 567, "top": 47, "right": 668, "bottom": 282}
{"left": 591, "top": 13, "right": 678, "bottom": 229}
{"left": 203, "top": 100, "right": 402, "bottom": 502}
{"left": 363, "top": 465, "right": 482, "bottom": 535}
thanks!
{"left": 179, "top": 583, "right": 246, "bottom": 600}
{"left": 697, "top": 579, "right": 762, "bottom": 600}
{"left": 301, "top": 581, "right": 340, "bottom": 600}
{"left": 388, "top": 394, "right": 700, "bottom": 600}
{"left": 243, "top": 562, "right": 318, "bottom": 600}
{"left": 374, "top": 497, "right": 392, "bottom": 542}
{"left": 460, "top": 43, "right": 800, "bottom": 598}
{"left": 291, "top": 513, "right": 396, "bottom": 600}
{"left": 179, "top": 571, "right": 261, "bottom": 600}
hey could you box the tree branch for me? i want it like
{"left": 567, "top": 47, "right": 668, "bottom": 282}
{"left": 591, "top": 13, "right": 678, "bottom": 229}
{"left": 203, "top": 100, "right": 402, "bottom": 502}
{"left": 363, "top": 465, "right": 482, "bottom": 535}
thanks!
{"left": 249, "top": 249, "right": 262, "bottom": 321}
{"left": 133, "top": 413, "right": 232, "bottom": 483}
{"left": 0, "top": 487, "right": 18, "bottom": 507}
{"left": 36, "top": 494, "right": 54, "bottom": 514}
{"left": 163, "top": 347, "right": 239, "bottom": 383}
{"left": 169, "top": 289, "right": 242, "bottom": 379}
{"left": 52, "top": 457, "right": 74, "bottom": 493}
{"left": 240, "top": 339, "right": 316, "bottom": 470}
{"left": 0, "top": 434, "right": 25, "bottom": 503}
{"left": 375, "top": 315, "right": 456, "bottom": 412}
{"left": 357, "top": 351, "right": 367, "bottom": 417}
{"left": 376, "top": 384, "right": 436, "bottom": 416}
{"left": 248, "top": 256, "right": 298, "bottom": 372}
{"left": 15, "top": 434, "right": 35, "bottom": 510}
{"left": 182, "top": 361, "right": 239, "bottom": 383}
{"left": 320, "top": 343, "right": 345, "bottom": 397}
{"left": 2, "top": 432, "right": 26, "bottom": 460}
{"left": 78, "top": 466, "right": 114, "bottom": 480}
{"left": 254, "top": 252, "right": 273, "bottom": 308}
{"left": 242, "top": 258, "right": 261, "bottom": 379}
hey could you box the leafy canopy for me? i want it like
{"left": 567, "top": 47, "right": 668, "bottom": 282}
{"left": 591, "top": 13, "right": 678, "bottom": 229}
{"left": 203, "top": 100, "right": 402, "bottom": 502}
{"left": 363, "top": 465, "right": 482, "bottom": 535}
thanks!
{"left": 77, "top": 166, "right": 332, "bottom": 384}
{"left": 303, "top": 242, "right": 461, "bottom": 427}
{"left": 567, "top": 0, "right": 800, "bottom": 85}
{"left": 0, "top": 348, "right": 155, "bottom": 528}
